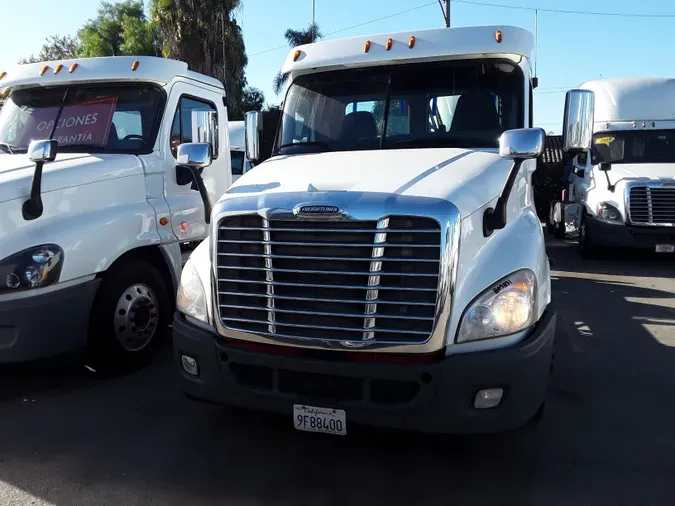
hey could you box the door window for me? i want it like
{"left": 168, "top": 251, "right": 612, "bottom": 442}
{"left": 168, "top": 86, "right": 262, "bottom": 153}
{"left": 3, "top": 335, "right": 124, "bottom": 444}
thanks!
{"left": 169, "top": 96, "right": 218, "bottom": 159}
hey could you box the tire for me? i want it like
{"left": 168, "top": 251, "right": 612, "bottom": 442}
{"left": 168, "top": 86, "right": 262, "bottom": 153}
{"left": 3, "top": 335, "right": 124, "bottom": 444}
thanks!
{"left": 578, "top": 212, "right": 600, "bottom": 260}
{"left": 87, "top": 259, "right": 171, "bottom": 373}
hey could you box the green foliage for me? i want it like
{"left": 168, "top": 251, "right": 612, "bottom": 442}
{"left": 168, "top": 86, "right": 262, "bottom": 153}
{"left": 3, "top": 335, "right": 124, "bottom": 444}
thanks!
{"left": 273, "top": 23, "right": 322, "bottom": 95}
{"left": 151, "top": 0, "right": 248, "bottom": 118}
{"left": 240, "top": 87, "right": 265, "bottom": 116}
{"left": 78, "top": 0, "right": 157, "bottom": 57}
{"left": 19, "top": 35, "right": 79, "bottom": 64}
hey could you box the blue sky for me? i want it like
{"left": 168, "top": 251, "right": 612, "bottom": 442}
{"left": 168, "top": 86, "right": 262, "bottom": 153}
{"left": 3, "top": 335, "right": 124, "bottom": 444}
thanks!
{"left": 2, "top": 0, "right": 674, "bottom": 133}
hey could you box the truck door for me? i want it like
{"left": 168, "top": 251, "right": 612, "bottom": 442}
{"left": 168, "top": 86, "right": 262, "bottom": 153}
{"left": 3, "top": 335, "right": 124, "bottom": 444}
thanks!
{"left": 163, "top": 83, "right": 231, "bottom": 242}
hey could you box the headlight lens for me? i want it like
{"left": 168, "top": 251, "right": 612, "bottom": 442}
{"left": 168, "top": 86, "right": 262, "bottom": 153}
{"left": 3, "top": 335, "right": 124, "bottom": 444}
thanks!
{"left": 176, "top": 261, "right": 208, "bottom": 323}
{"left": 596, "top": 202, "right": 623, "bottom": 222}
{"left": 0, "top": 245, "right": 64, "bottom": 294}
{"left": 456, "top": 269, "right": 537, "bottom": 343}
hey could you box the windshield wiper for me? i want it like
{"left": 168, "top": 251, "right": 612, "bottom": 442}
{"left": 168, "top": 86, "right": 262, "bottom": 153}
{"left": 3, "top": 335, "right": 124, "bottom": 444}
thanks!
{"left": 0, "top": 142, "right": 21, "bottom": 154}
{"left": 57, "top": 144, "right": 106, "bottom": 152}
{"left": 393, "top": 136, "right": 497, "bottom": 149}
{"left": 277, "top": 141, "right": 334, "bottom": 152}
{"left": 380, "top": 72, "right": 393, "bottom": 149}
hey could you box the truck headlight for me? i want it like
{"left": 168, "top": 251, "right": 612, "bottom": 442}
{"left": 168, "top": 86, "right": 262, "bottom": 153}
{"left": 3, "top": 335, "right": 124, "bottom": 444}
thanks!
{"left": 456, "top": 269, "right": 537, "bottom": 343}
{"left": 0, "top": 245, "right": 64, "bottom": 295}
{"left": 596, "top": 202, "right": 623, "bottom": 223}
{"left": 176, "top": 260, "right": 208, "bottom": 324}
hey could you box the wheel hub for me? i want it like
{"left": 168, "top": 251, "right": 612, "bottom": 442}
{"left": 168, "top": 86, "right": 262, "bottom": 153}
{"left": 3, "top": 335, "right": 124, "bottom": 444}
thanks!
{"left": 114, "top": 283, "right": 159, "bottom": 352}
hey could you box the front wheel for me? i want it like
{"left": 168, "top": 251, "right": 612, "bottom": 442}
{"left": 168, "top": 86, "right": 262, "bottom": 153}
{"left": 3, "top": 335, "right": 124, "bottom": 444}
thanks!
{"left": 578, "top": 212, "right": 600, "bottom": 260}
{"left": 87, "top": 260, "right": 171, "bottom": 373}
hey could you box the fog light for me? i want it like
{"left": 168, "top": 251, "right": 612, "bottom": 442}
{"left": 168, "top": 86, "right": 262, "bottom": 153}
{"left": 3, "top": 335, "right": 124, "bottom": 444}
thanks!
{"left": 474, "top": 388, "right": 503, "bottom": 409}
{"left": 181, "top": 355, "right": 199, "bottom": 376}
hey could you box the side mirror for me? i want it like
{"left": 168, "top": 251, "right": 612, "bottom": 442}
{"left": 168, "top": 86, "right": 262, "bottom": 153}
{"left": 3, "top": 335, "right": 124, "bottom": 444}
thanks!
{"left": 177, "top": 142, "right": 213, "bottom": 169}
{"left": 177, "top": 142, "right": 213, "bottom": 224}
{"left": 191, "top": 109, "right": 218, "bottom": 156}
{"left": 245, "top": 110, "right": 262, "bottom": 163}
{"left": 563, "top": 89, "right": 595, "bottom": 153}
{"left": 499, "top": 128, "right": 545, "bottom": 160}
{"left": 28, "top": 139, "right": 57, "bottom": 163}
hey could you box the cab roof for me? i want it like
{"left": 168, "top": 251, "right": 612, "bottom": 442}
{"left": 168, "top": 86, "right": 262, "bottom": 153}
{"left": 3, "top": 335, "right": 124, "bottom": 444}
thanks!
{"left": 580, "top": 77, "right": 675, "bottom": 123}
{"left": 281, "top": 25, "right": 534, "bottom": 78}
{"left": 0, "top": 56, "right": 224, "bottom": 91}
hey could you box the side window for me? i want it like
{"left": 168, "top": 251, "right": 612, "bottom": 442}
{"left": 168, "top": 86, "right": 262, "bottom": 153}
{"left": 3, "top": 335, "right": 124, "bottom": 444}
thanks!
{"left": 169, "top": 96, "right": 218, "bottom": 159}
{"left": 231, "top": 150, "right": 245, "bottom": 175}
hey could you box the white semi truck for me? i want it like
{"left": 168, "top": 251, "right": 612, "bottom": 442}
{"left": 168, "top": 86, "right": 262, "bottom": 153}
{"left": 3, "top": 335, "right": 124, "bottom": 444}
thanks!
{"left": 557, "top": 78, "right": 675, "bottom": 258}
{"left": 0, "top": 56, "right": 232, "bottom": 370}
{"left": 173, "top": 26, "right": 595, "bottom": 434}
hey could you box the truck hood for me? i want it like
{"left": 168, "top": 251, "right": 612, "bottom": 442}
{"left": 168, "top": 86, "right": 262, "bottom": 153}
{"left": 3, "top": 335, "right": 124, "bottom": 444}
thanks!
{"left": 0, "top": 153, "right": 143, "bottom": 204}
{"left": 607, "top": 163, "right": 675, "bottom": 182}
{"left": 225, "top": 148, "right": 514, "bottom": 217}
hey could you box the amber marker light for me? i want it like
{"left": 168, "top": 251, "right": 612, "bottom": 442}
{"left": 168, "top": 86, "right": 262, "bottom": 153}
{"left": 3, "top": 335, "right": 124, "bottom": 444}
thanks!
{"left": 69, "top": 63, "right": 78, "bottom": 73}
{"left": 364, "top": 40, "right": 371, "bottom": 53}
{"left": 293, "top": 50, "right": 302, "bottom": 62}
{"left": 131, "top": 60, "right": 140, "bottom": 71}
{"left": 385, "top": 38, "right": 393, "bottom": 51}
{"left": 53, "top": 64, "right": 63, "bottom": 74}
{"left": 495, "top": 30, "right": 503, "bottom": 43}
{"left": 408, "top": 36, "right": 416, "bottom": 49}
{"left": 39, "top": 65, "right": 49, "bottom": 75}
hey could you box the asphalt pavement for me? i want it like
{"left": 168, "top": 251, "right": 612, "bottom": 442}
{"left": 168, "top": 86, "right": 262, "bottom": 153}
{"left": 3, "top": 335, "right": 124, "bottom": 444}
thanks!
{"left": 0, "top": 238, "right": 674, "bottom": 505}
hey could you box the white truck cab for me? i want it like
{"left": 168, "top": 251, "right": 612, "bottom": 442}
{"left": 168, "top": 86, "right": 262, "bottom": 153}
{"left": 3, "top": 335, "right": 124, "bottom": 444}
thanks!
{"left": 562, "top": 78, "right": 675, "bottom": 258}
{"left": 173, "top": 26, "right": 595, "bottom": 434}
{"left": 228, "top": 120, "right": 252, "bottom": 183}
{"left": 0, "top": 56, "right": 231, "bottom": 370}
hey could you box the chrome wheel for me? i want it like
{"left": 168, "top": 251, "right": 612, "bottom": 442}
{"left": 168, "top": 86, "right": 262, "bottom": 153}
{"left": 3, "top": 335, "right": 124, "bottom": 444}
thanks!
{"left": 113, "top": 283, "right": 159, "bottom": 352}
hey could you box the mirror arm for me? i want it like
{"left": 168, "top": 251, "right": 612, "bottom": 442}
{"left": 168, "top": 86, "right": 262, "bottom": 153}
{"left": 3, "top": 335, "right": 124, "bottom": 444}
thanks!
{"left": 483, "top": 159, "right": 524, "bottom": 237}
{"left": 188, "top": 167, "right": 212, "bottom": 224}
{"left": 603, "top": 169, "right": 615, "bottom": 193}
{"left": 22, "top": 161, "right": 45, "bottom": 221}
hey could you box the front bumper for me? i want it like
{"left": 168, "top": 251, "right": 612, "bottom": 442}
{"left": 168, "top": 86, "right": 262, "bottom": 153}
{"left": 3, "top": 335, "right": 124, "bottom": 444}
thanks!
{"left": 587, "top": 216, "right": 675, "bottom": 249}
{"left": 173, "top": 307, "right": 556, "bottom": 435}
{"left": 0, "top": 279, "right": 100, "bottom": 363}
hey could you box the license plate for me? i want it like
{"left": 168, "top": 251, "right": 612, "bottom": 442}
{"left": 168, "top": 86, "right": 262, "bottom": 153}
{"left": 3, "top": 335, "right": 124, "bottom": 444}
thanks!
{"left": 293, "top": 404, "right": 346, "bottom": 435}
{"left": 656, "top": 244, "right": 675, "bottom": 253}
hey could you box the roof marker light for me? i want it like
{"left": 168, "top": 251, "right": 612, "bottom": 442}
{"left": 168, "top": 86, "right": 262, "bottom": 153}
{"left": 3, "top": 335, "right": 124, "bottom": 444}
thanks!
{"left": 39, "top": 65, "right": 49, "bottom": 76}
{"left": 364, "top": 40, "right": 371, "bottom": 53}
{"left": 495, "top": 30, "right": 503, "bottom": 43}
{"left": 632, "top": 121, "right": 637, "bottom": 128}
{"left": 131, "top": 60, "right": 140, "bottom": 71}
{"left": 642, "top": 122, "right": 646, "bottom": 128}
{"left": 408, "top": 36, "right": 416, "bottom": 49}
{"left": 0, "top": 71, "right": 6, "bottom": 80}
{"left": 53, "top": 64, "right": 63, "bottom": 74}
{"left": 293, "top": 50, "right": 302, "bottom": 62}
{"left": 69, "top": 63, "right": 78, "bottom": 73}
{"left": 385, "top": 38, "right": 393, "bottom": 51}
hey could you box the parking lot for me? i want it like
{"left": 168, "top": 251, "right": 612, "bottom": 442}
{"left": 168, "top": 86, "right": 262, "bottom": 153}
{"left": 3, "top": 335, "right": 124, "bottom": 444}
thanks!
{"left": 0, "top": 237, "right": 673, "bottom": 506}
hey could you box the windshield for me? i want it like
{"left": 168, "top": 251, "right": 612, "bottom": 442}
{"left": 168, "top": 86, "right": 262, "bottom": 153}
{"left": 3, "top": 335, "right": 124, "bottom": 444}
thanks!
{"left": 592, "top": 129, "right": 675, "bottom": 165}
{"left": 276, "top": 59, "right": 523, "bottom": 155}
{"left": 0, "top": 83, "right": 165, "bottom": 154}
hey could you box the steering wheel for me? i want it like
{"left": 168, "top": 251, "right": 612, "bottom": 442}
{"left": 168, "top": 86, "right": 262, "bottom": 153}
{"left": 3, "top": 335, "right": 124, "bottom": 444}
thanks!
{"left": 122, "top": 134, "right": 144, "bottom": 141}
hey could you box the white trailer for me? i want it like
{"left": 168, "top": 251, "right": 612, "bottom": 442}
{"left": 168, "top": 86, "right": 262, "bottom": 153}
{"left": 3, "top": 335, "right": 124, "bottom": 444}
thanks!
{"left": 0, "top": 56, "right": 232, "bottom": 370}
{"left": 172, "top": 26, "right": 595, "bottom": 434}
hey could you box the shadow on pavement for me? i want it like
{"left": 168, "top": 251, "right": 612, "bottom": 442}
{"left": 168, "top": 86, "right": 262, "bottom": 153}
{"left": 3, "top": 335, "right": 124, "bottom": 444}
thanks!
{"left": 0, "top": 239, "right": 673, "bottom": 505}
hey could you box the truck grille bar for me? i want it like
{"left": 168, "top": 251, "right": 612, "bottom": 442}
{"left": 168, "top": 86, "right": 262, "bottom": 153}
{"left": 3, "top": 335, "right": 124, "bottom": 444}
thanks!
{"left": 216, "top": 215, "right": 442, "bottom": 345}
{"left": 629, "top": 186, "right": 675, "bottom": 225}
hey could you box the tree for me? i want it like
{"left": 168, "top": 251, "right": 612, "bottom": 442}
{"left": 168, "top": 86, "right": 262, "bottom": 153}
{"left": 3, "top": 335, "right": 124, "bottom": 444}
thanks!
{"left": 273, "top": 23, "right": 322, "bottom": 95}
{"left": 78, "top": 0, "right": 159, "bottom": 57}
{"left": 19, "top": 35, "right": 79, "bottom": 64}
{"left": 152, "top": 0, "right": 248, "bottom": 119}
{"left": 241, "top": 87, "right": 265, "bottom": 115}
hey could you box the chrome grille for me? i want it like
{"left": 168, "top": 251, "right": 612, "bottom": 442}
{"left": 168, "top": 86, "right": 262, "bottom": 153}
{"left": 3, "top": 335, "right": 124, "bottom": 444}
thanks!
{"left": 629, "top": 186, "right": 675, "bottom": 225}
{"left": 216, "top": 215, "right": 441, "bottom": 345}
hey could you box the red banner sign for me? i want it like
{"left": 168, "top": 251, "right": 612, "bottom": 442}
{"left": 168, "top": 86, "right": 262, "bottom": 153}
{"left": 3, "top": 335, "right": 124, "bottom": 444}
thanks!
{"left": 21, "top": 96, "right": 118, "bottom": 147}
